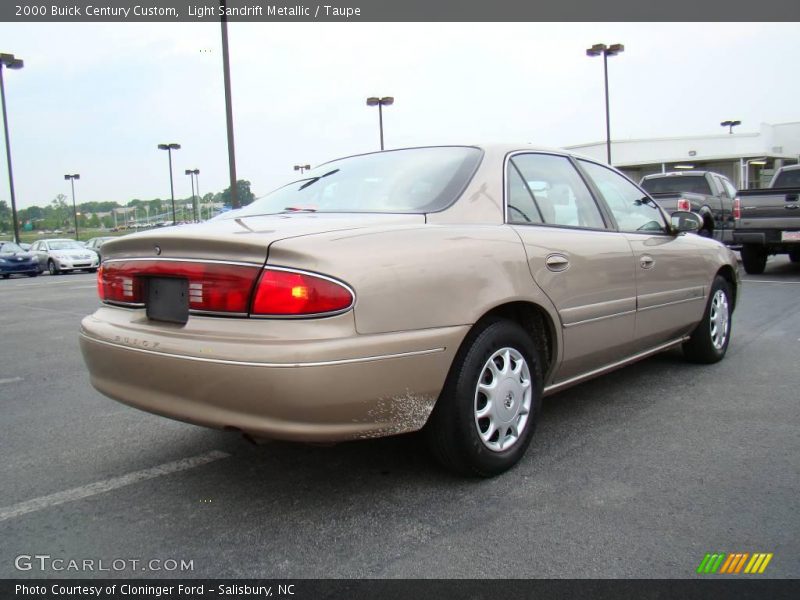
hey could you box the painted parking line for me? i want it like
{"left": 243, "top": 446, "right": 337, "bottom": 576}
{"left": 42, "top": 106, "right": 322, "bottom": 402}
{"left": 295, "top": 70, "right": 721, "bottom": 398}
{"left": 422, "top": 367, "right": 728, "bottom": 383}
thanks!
{"left": 0, "top": 450, "right": 230, "bottom": 523}
{"left": 744, "top": 279, "right": 800, "bottom": 285}
{"left": 0, "top": 377, "right": 23, "bottom": 385}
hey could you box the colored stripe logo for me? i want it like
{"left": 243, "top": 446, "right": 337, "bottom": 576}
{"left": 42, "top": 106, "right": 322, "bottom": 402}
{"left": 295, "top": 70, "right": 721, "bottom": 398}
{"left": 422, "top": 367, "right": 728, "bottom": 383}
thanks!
{"left": 697, "top": 553, "right": 773, "bottom": 574}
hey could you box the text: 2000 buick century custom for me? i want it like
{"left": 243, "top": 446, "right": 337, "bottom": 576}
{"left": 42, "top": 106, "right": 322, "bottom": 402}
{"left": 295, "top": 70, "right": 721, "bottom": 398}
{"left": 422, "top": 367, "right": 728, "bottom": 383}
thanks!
{"left": 80, "top": 145, "right": 739, "bottom": 476}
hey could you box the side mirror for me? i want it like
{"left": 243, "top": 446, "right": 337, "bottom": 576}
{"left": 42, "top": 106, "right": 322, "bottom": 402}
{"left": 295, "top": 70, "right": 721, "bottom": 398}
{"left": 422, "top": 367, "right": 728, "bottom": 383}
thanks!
{"left": 670, "top": 211, "right": 703, "bottom": 234}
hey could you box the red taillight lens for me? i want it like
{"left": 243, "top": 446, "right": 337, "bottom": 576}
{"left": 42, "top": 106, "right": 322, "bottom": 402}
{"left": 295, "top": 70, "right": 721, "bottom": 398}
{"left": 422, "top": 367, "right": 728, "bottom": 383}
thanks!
{"left": 98, "top": 260, "right": 260, "bottom": 313}
{"left": 677, "top": 198, "right": 691, "bottom": 212}
{"left": 733, "top": 198, "right": 741, "bottom": 220}
{"left": 251, "top": 269, "right": 354, "bottom": 316}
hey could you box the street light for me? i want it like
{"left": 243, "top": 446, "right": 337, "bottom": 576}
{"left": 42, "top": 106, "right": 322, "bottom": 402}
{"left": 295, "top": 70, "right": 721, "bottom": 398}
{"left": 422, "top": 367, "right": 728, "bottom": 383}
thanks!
{"left": 721, "top": 120, "right": 741, "bottom": 134}
{"left": 185, "top": 168, "right": 200, "bottom": 222}
{"left": 157, "top": 143, "right": 180, "bottom": 223}
{"left": 294, "top": 164, "right": 311, "bottom": 174}
{"left": 0, "top": 52, "right": 24, "bottom": 243}
{"left": 64, "top": 174, "right": 80, "bottom": 241}
{"left": 586, "top": 43, "right": 624, "bottom": 165}
{"left": 366, "top": 96, "right": 394, "bottom": 151}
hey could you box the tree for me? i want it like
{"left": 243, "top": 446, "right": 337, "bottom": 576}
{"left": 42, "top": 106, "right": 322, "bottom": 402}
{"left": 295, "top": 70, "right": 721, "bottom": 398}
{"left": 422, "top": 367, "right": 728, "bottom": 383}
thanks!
{"left": 50, "top": 194, "right": 70, "bottom": 229}
{"left": 0, "top": 200, "right": 10, "bottom": 233}
{"left": 220, "top": 180, "right": 256, "bottom": 208}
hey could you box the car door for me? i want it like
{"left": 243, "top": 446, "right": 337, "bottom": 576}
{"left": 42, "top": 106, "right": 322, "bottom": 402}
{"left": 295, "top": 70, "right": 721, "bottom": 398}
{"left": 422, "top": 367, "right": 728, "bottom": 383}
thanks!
{"left": 577, "top": 160, "right": 709, "bottom": 351}
{"left": 506, "top": 152, "right": 638, "bottom": 383}
{"left": 30, "top": 242, "right": 45, "bottom": 269}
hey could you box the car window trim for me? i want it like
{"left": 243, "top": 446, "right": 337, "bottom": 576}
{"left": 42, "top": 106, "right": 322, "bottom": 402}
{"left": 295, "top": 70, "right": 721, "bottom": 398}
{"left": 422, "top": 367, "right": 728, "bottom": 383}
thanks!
{"left": 502, "top": 150, "right": 611, "bottom": 232}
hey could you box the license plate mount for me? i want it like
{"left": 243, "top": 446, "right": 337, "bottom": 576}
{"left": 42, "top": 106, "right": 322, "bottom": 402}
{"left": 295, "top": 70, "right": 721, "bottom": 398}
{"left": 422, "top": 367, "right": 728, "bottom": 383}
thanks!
{"left": 146, "top": 277, "right": 189, "bottom": 324}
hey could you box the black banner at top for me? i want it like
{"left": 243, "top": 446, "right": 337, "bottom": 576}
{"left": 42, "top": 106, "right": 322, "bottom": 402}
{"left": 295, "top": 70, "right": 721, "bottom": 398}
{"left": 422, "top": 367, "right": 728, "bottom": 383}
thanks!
{"left": 2, "top": 0, "right": 800, "bottom": 22}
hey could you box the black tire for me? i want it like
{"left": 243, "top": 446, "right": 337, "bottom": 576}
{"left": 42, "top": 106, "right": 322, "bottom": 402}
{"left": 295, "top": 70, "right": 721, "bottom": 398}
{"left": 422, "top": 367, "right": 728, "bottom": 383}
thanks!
{"left": 48, "top": 260, "right": 59, "bottom": 276}
{"left": 425, "top": 318, "right": 543, "bottom": 477}
{"left": 1, "top": 274, "right": 9, "bottom": 279}
{"left": 88, "top": 267, "right": 98, "bottom": 273}
{"left": 789, "top": 249, "right": 800, "bottom": 263}
{"left": 740, "top": 244, "right": 766, "bottom": 275}
{"left": 27, "top": 272, "right": 38, "bottom": 277}
{"left": 683, "top": 275, "right": 733, "bottom": 364}
{"left": 698, "top": 227, "right": 713, "bottom": 239}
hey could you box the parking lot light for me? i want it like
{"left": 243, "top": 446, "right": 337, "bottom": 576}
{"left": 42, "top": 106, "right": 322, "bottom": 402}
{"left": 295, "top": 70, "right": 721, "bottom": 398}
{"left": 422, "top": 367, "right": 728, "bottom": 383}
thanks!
{"left": 721, "top": 120, "right": 741, "bottom": 134}
{"left": 158, "top": 143, "right": 181, "bottom": 223}
{"left": 64, "top": 174, "right": 80, "bottom": 240}
{"left": 293, "top": 164, "right": 311, "bottom": 174}
{"left": 0, "top": 52, "right": 24, "bottom": 244}
{"left": 586, "top": 43, "right": 624, "bottom": 165}
{"left": 366, "top": 96, "right": 394, "bottom": 151}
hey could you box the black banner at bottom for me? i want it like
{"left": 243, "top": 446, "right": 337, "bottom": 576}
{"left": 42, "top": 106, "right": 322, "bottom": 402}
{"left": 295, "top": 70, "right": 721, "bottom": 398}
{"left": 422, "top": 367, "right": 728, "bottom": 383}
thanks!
{"left": 3, "top": 579, "right": 799, "bottom": 600}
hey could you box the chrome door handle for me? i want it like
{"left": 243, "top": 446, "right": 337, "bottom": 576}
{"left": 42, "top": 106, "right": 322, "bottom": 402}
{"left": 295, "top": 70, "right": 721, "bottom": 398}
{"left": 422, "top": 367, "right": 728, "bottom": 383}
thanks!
{"left": 545, "top": 254, "right": 570, "bottom": 272}
{"left": 640, "top": 255, "right": 655, "bottom": 269}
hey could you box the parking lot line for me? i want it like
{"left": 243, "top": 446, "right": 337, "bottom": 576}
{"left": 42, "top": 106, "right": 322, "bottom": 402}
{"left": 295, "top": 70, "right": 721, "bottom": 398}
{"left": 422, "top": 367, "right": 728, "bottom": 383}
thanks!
{"left": 0, "top": 377, "right": 23, "bottom": 385}
{"left": 743, "top": 280, "right": 800, "bottom": 285}
{"left": 0, "top": 450, "right": 230, "bottom": 523}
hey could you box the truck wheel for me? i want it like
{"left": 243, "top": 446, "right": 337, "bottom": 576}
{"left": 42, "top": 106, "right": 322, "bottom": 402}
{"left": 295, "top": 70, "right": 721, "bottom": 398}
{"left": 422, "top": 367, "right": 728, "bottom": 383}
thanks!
{"left": 425, "top": 318, "right": 542, "bottom": 477}
{"left": 789, "top": 249, "right": 800, "bottom": 263}
{"left": 740, "top": 245, "right": 766, "bottom": 275}
{"left": 683, "top": 275, "right": 732, "bottom": 364}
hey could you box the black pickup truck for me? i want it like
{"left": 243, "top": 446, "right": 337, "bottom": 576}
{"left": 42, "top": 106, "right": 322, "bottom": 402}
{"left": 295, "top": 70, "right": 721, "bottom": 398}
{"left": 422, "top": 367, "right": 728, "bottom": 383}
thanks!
{"left": 640, "top": 171, "right": 737, "bottom": 244}
{"left": 734, "top": 164, "right": 800, "bottom": 274}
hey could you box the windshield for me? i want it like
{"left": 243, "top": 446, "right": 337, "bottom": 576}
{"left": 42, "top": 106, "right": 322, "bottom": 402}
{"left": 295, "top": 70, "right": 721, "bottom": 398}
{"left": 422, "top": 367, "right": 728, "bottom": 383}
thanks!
{"left": 0, "top": 242, "right": 24, "bottom": 253}
{"left": 641, "top": 176, "right": 711, "bottom": 195}
{"left": 235, "top": 146, "right": 483, "bottom": 217}
{"left": 49, "top": 241, "right": 85, "bottom": 251}
{"left": 773, "top": 169, "right": 800, "bottom": 188}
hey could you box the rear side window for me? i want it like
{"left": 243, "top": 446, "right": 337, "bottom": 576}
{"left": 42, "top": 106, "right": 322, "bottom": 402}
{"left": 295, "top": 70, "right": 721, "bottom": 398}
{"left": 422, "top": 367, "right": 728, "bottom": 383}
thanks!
{"left": 580, "top": 160, "right": 667, "bottom": 234}
{"left": 641, "top": 175, "right": 712, "bottom": 195}
{"left": 506, "top": 153, "right": 606, "bottom": 229}
{"left": 773, "top": 169, "right": 800, "bottom": 188}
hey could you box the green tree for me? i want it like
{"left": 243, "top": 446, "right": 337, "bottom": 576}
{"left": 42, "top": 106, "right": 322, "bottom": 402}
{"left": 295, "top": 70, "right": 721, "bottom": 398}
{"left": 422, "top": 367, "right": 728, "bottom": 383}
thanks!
{"left": 221, "top": 180, "right": 256, "bottom": 208}
{"left": 0, "top": 200, "right": 10, "bottom": 233}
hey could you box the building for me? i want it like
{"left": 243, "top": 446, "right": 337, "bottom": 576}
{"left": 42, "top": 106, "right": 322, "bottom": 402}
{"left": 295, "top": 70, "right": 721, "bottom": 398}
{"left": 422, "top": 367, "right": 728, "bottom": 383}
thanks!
{"left": 565, "top": 121, "right": 800, "bottom": 189}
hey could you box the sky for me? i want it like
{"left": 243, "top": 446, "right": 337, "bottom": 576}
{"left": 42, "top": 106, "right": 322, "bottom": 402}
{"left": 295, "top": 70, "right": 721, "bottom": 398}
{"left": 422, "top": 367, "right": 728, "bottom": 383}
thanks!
{"left": 0, "top": 21, "right": 799, "bottom": 209}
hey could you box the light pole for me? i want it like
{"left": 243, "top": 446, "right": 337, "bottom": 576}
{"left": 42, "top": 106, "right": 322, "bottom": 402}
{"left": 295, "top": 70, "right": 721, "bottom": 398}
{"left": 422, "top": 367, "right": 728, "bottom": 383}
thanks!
{"left": 294, "top": 164, "right": 311, "bottom": 174}
{"left": 220, "top": 0, "right": 238, "bottom": 209}
{"left": 366, "top": 96, "right": 394, "bottom": 151}
{"left": 721, "top": 120, "right": 741, "bottom": 134}
{"left": 157, "top": 143, "right": 180, "bottom": 224}
{"left": 192, "top": 169, "right": 201, "bottom": 221}
{"left": 0, "top": 53, "right": 24, "bottom": 243}
{"left": 64, "top": 174, "right": 80, "bottom": 241}
{"left": 586, "top": 43, "right": 624, "bottom": 165}
{"left": 184, "top": 168, "right": 199, "bottom": 222}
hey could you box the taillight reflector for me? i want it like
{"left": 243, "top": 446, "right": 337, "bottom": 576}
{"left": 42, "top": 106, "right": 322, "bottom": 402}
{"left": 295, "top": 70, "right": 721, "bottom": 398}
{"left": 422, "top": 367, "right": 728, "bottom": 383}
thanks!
{"left": 251, "top": 269, "right": 353, "bottom": 316}
{"left": 733, "top": 198, "right": 741, "bottom": 220}
{"left": 97, "top": 260, "right": 260, "bottom": 314}
{"left": 677, "top": 198, "right": 691, "bottom": 212}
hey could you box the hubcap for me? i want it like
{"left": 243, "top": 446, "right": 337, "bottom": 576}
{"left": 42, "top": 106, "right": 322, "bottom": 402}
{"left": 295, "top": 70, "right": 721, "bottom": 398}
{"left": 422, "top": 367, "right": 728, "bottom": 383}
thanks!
{"left": 474, "top": 347, "right": 532, "bottom": 452}
{"left": 709, "top": 289, "right": 730, "bottom": 350}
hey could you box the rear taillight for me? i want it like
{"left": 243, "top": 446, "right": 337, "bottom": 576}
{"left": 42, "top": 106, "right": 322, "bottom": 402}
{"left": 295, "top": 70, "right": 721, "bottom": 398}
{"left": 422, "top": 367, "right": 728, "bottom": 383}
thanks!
{"left": 733, "top": 197, "right": 741, "bottom": 220}
{"left": 677, "top": 198, "right": 691, "bottom": 212}
{"left": 251, "top": 268, "right": 354, "bottom": 316}
{"left": 98, "top": 260, "right": 260, "bottom": 314}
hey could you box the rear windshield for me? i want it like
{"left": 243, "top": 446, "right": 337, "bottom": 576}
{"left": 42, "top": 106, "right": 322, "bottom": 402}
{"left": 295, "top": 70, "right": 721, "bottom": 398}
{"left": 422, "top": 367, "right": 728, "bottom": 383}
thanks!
{"left": 641, "top": 175, "right": 712, "bottom": 195}
{"left": 773, "top": 169, "right": 800, "bottom": 188}
{"left": 235, "top": 146, "right": 483, "bottom": 216}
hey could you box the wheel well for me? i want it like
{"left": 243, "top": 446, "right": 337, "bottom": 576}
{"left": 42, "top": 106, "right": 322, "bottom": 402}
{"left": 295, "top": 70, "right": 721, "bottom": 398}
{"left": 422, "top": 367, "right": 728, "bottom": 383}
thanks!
{"left": 474, "top": 302, "right": 556, "bottom": 380}
{"left": 716, "top": 265, "right": 738, "bottom": 309}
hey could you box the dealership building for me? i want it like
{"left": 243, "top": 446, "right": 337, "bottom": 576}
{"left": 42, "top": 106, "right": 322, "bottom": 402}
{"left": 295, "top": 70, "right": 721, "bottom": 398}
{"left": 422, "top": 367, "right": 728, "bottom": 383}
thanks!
{"left": 565, "top": 121, "right": 800, "bottom": 189}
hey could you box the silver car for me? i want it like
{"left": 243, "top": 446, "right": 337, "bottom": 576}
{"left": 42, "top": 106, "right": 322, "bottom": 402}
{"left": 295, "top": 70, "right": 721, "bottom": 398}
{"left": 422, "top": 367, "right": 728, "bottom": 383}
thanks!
{"left": 30, "top": 238, "right": 100, "bottom": 275}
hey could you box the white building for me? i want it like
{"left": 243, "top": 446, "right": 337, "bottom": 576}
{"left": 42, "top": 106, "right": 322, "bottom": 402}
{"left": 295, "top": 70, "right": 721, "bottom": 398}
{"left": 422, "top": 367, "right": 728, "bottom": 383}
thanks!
{"left": 565, "top": 121, "right": 800, "bottom": 189}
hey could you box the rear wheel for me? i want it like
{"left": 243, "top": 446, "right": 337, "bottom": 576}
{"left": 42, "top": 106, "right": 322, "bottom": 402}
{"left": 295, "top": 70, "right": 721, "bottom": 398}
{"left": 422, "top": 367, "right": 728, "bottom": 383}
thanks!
{"left": 683, "top": 275, "right": 732, "bottom": 364}
{"left": 27, "top": 272, "right": 38, "bottom": 277}
{"left": 1, "top": 274, "right": 9, "bottom": 279}
{"left": 425, "top": 319, "right": 542, "bottom": 477}
{"left": 740, "top": 244, "right": 766, "bottom": 275}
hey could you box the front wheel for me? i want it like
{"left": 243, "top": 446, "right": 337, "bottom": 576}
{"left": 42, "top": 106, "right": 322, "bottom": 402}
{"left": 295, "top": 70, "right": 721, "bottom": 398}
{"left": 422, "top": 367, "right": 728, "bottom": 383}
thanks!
{"left": 425, "top": 319, "right": 542, "bottom": 477}
{"left": 683, "top": 276, "right": 733, "bottom": 364}
{"left": 47, "top": 260, "right": 59, "bottom": 276}
{"left": 789, "top": 249, "right": 800, "bottom": 263}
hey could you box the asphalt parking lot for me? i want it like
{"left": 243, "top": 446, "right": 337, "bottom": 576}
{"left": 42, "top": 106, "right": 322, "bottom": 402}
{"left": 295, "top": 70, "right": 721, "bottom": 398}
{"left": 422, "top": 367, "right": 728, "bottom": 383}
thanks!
{"left": 0, "top": 258, "right": 798, "bottom": 579}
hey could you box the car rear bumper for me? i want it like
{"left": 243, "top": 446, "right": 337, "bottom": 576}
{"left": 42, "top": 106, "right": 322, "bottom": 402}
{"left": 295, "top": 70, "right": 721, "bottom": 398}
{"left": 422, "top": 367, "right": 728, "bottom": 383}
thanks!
{"left": 79, "top": 306, "right": 467, "bottom": 442}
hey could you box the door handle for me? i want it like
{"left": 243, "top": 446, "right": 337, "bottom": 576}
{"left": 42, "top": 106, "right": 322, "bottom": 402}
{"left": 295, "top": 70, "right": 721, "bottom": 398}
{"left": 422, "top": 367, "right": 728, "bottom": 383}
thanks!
{"left": 640, "top": 255, "right": 655, "bottom": 269}
{"left": 545, "top": 254, "right": 570, "bottom": 272}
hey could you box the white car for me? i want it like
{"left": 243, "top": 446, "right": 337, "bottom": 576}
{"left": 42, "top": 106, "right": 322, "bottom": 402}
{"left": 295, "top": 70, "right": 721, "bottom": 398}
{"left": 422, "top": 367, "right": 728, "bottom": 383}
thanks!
{"left": 30, "top": 239, "right": 100, "bottom": 275}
